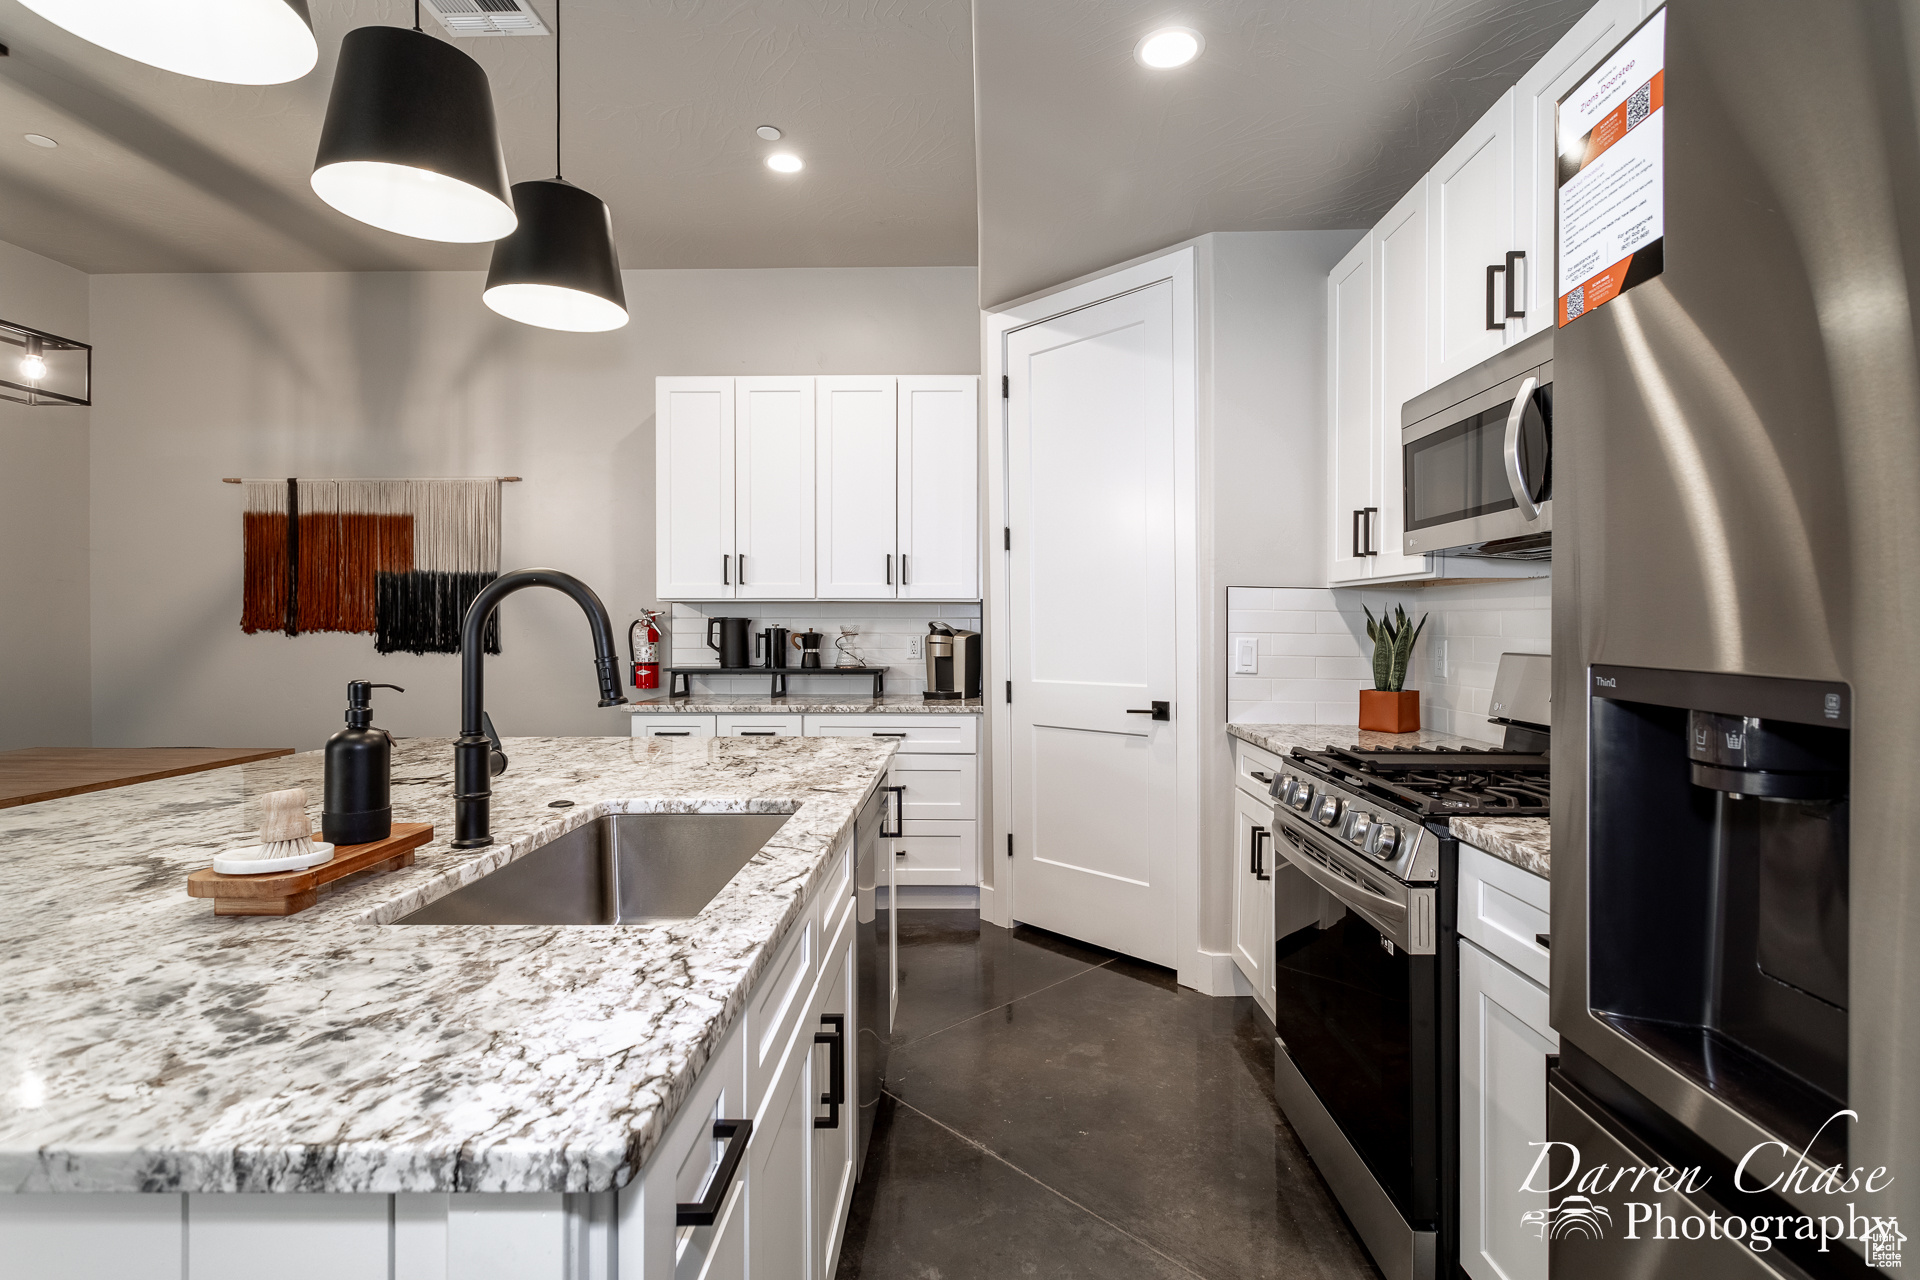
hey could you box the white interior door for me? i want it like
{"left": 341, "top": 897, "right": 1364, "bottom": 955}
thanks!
{"left": 735, "top": 377, "right": 814, "bottom": 599}
{"left": 1429, "top": 89, "right": 1516, "bottom": 383}
{"left": 1006, "top": 282, "right": 1179, "bottom": 968}
{"left": 656, "top": 377, "right": 735, "bottom": 599}
{"left": 897, "top": 375, "right": 980, "bottom": 600}
{"left": 1327, "top": 238, "right": 1377, "bottom": 585}
{"left": 816, "top": 376, "right": 898, "bottom": 599}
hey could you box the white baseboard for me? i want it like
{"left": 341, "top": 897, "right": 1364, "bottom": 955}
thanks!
{"left": 880, "top": 885, "right": 980, "bottom": 911}
{"left": 1183, "top": 950, "right": 1247, "bottom": 998}
{"left": 977, "top": 881, "right": 1010, "bottom": 927}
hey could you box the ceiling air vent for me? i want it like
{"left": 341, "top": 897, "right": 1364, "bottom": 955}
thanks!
{"left": 420, "top": 0, "right": 549, "bottom": 37}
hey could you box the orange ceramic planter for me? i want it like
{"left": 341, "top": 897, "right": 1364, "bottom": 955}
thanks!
{"left": 1359, "top": 689, "right": 1421, "bottom": 734}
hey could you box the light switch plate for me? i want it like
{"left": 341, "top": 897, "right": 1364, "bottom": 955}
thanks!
{"left": 1232, "top": 635, "right": 1259, "bottom": 675}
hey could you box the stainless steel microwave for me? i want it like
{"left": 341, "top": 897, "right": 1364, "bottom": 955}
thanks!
{"left": 1401, "top": 329, "right": 1552, "bottom": 558}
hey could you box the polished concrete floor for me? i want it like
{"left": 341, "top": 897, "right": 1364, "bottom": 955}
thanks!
{"left": 833, "top": 910, "right": 1382, "bottom": 1279}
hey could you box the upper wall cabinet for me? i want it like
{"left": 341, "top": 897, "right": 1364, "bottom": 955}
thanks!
{"left": 1429, "top": 89, "right": 1518, "bottom": 385}
{"left": 658, "top": 374, "right": 979, "bottom": 602}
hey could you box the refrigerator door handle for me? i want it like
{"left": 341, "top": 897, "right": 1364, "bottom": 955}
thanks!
{"left": 1502, "top": 376, "right": 1543, "bottom": 520}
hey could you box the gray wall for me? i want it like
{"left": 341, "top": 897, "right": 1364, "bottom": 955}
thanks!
{"left": 87, "top": 267, "right": 979, "bottom": 751}
{"left": 0, "top": 237, "right": 91, "bottom": 749}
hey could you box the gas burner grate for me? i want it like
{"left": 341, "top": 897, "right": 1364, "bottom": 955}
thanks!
{"left": 1291, "top": 745, "right": 1551, "bottom": 818}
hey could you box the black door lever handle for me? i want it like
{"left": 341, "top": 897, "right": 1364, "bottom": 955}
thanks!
{"left": 1124, "top": 701, "right": 1171, "bottom": 721}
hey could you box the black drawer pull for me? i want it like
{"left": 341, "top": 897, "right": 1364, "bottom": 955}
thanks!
{"left": 654, "top": 730, "right": 691, "bottom": 737}
{"left": 676, "top": 1119, "right": 753, "bottom": 1227}
{"left": 881, "top": 784, "right": 906, "bottom": 838}
{"left": 1536, "top": 932, "right": 1551, "bottom": 950}
{"left": 815, "top": 1014, "right": 846, "bottom": 1129}
{"left": 871, "top": 732, "right": 908, "bottom": 738}
{"left": 1250, "top": 770, "right": 1273, "bottom": 784}
{"left": 739, "top": 730, "right": 777, "bottom": 736}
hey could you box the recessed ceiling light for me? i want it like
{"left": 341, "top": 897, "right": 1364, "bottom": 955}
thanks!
{"left": 755, "top": 125, "right": 782, "bottom": 141}
{"left": 24, "top": 134, "right": 58, "bottom": 148}
{"left": 1136, "top": 27, "right": 1203, "bottom": 69}
{"left": 766, "top": 153, "right": 803, "bottom": 174}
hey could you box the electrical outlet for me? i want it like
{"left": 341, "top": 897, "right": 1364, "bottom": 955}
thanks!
{"left": 908, "top": 635, "right": 922, "bottom": 659}
{"left": 1433, "top": 638, "right": 1450, "bottom": 679}
{"left": 1232, "top": 635, "right": 1259, "bottom": 675}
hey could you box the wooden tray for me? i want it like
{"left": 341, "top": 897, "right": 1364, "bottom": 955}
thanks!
{"left": 186, "top": 823, "right": 433, "bottom": 916}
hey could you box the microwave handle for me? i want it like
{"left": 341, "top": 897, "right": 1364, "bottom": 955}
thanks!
{"left": 1502, "top": 376, "right": 1543, "bottom": 521}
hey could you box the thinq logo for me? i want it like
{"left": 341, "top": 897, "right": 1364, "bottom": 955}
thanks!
{"left": 1521, "top": 1111, "right": 1903, "bottom": 1264}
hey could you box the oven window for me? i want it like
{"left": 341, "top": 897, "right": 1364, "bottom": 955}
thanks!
{"left": 1273, "top": 907, "right": 1431, "bottom": 1222}
{"left": 1404, "top": 402, "right": 1516, "bottom": 531}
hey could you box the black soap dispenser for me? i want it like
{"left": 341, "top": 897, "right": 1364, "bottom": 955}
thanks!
{"left": 324, "top": 680, "right": 403, "bottom": 846}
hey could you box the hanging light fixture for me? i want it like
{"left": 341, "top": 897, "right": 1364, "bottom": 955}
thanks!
{"left": 482, "top": 0, "right": 627, "bottom": 332}
{"left": 310, "top": 3, "right": 516, "bottom": 243}
{"left": 16, "top": 0, "right": 318, "bottom": 85}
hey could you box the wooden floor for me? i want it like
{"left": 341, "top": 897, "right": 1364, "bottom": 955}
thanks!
{"left": 0, "top": 747, "right": 294, "bottom": 809}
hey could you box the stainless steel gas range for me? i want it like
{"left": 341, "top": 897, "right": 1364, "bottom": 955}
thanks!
{"left": 1265, "top": 705, "right": 1549, "bottom": 1280}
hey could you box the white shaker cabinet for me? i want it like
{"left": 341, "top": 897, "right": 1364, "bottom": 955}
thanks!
{"left": 1428, "top": 89, "right": 1519, "bottom": 384}
{"left": 1511, "top": 0, "right": 1648, "bottom": 334}
{"left": 1230, "top": 785, "right": 1274, "bottom": 1010}
{"left": 735, "top": 378, "right": 816, "bottom": 600}
{"left": 896, "top": 376, "right": 980, "bottom": 600}
{"left": 1326, "top": 237, "right": 1378, "bottom": 585}
{"left": 815, "top": 376, "right": 900, "bottom": 600}
{"left": 1370, "top": 178, "right": 1439, "bottom": 580}
{"left": 657, "top": 378, "right": 736, "bottom": 600}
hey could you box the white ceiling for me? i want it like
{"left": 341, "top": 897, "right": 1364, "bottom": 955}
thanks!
{"left": 974, "top": 0, "right": 1590, "bottom": 306}
{"left": 0, "top": 0, "right": 979, "bottom": 273}
{"left": 0, "top": 0, "right": 1589, "bottom": 293}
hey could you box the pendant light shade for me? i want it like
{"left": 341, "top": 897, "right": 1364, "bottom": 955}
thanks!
{"left": 311, "top": 26, "right": 516, "bottom": 243}
{"left": 483, "top": 180, "right": 629, "bottom": 332}
{"left": 16, "top": 0, "right": 318, "bottom": 84}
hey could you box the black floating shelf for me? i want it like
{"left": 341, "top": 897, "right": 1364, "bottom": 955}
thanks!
{"left": 664, "top": 666, "right": 885, "bottom": 698}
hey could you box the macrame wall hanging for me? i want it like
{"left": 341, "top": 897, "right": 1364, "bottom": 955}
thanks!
{"left": 235, "top": 477, "right": 511, "bottom": 655}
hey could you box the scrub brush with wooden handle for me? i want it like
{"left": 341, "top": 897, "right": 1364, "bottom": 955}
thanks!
{"left": 257, "top": 788, "right": 317, "bottom": 862}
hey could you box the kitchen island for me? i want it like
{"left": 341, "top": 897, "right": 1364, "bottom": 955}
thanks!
{"left": 0, "top": 734, "right": 893, "bottom": 1278}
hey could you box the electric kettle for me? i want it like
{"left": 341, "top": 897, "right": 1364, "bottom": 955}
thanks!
{"left": 706, "top": 617, "right": 752, "bottom": 669}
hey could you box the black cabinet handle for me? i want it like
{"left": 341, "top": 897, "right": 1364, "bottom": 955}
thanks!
{"left": 1505, "top": 250, "right": 1527, "bottom": 318}
{"left": 1250, "top": 771, "right": 1273, "bottom": 785}
{"left": 1486, "top": 263, "right": 1507, "bottom": 331}
{"left": 722, "top": 555, "right": 730, "bottom": 586}
{"left": 871, "top": 732, "right": 908, "bottom": 738}
{"left": 737, "top": 553, "right": 745, "bottom": 585}
{"left": 739, "top": 730, "right": 777, "bottom": 736}
{"left": 885, "top": 553, "right": 892, "bottom": 585}
{"left": 815, "top": 1014, "right": 846, "bottom": 1129}
{"left": 1536, "top": 932, "right": 1551, "bottom": 950}
{"left": 1124, "top": 701, "right": 1171, "bottom": 721}
{"left": 1363, "top": 506, "right": 1379, "bottom": 556}
{"left": 655, "top": 730, "right": 691, "bottom": 737}
{"left": 881, "top": 784, "right": 906, "bottom": 838}
{"left": 901, "top": 553, "right": 909, "bottom": 586}
{"left": 1352, "top": 508, "right": 1364, "bottom": 559}
{"left": 676, "top": 1119, "right": 753, "bottom": 1226}
{"left": 1252, "top": 827, "right": 1272, "bottom": 881}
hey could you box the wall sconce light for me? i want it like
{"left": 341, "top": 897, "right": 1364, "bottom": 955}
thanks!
{"left": 1, "top": 319, "right": 90, "bottom": 407}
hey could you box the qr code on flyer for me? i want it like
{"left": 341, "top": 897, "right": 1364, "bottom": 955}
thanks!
{"left": 1566, "top": 285, "right": 1586, "bottom": 319}
{"left": 1627, "top": 82, "right": 1651, "bottom": 130}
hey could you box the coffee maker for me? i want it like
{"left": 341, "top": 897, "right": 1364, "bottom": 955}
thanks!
{"left": 923, "top": 624, "right": 981, "bottom": 700}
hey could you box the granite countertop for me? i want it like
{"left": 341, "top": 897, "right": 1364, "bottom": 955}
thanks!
{"left": 1450, "top": 816, "right": 1552, "bottom": 878}
{"left": 1226, "top": 722, "right": 1483, "bottom": 755}
{"left": 0, "top": 735, "right": 893, "bottom": 1195}
{"left": 628, "top": 692, "right": 982, "bottom": 714}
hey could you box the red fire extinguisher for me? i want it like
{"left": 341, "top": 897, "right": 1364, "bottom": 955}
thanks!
{"left": 630, "top": 611, "right": 664, "bottom": 690}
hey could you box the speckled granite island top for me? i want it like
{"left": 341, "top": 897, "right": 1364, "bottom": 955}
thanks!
{"left": 1449, "top": 816, "right": 1551, "bottom": 878}
{"left": 0, "top": 734, "right": 893, "bottom": 1196}
{"left": 627, "top": 692, "right": 982, "bottom": 714}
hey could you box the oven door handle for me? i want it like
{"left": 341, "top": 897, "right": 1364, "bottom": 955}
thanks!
{"left": 1272, "top": 821, "right": 1412, "bottom": 949}
{"left": 1502, "top": 375, "right": 1543, "bottom": 521}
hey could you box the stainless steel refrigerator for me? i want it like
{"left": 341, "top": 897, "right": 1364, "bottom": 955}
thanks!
{"left": 1553, "top": 1, "right": 1919, "bottom": 1276}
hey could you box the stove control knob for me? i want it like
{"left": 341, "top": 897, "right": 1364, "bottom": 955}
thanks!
{"left": 1343, "top": 811, "right": 1373, "bottom": 845}
{"left": 1367, "top": 824, "right": 1401, "bottom": 859}
{"left": 1313, "top": 793, "right": 1344, "bottom": 826}
{"left": 1287, "top": 780, "right": 1314, "bottom": 811}
{"left": 1268, "top": 771, "right": 1290, "bottom": 800}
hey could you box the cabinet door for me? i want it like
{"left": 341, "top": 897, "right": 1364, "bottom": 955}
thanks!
{"left": 1230, "top": 788, "right": 1273, "bottom": 1003}
{"left": 748, "top": 1028, "right": 814, "bottom": 1280}
{"left": 810, "top": 931, "right": 856, "bottom": 1280}
{"left": 1370, "top": 178, "right": 1439, "bottom": 581}
{"left": 1512, "top": 0, "right": 1646, "bottom": 336}
{"left": 735, "top": 377, "right": 815, "bottom": 600}
{"left": 896, "top": 376, "right": 980, "bottom": 600}
{"left": 1459, "top": 941, "right": 1558, "bottom": 1280}
{"left": 1326, "top": 235, "right": 1376, "bottom": 585}
{"left": 658, "top": 378, "right": 736, "bottom": 600}
{"left": 1428, "top": 90, "right": 1518, "bottom": 384}
{"left": 816, "top": 376, "right": 898, "bottom": 599}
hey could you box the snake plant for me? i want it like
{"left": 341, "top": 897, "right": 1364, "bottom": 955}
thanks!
{"left": 1365, "top": 604, "right": 1428, "bottom": 692}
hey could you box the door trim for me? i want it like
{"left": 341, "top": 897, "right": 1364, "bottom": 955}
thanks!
{"left": 982, "top": 244, "right": 1201, "bottom": 987}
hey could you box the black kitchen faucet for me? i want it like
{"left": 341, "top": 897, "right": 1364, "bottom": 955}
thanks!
{"left": 453, "top": 568, "right": 628, "bottom": 848}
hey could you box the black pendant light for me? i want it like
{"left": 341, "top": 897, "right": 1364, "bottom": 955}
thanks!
{"left": 311, "top": 3, "right": 516, "bottom": 243}
{"left": 483, "top": 0, "right": 628, "bottom": 332}
{"left": 18, "top": 0, "right": 318, "bottom": 85}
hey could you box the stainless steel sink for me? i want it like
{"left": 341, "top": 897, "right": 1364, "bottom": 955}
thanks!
{"left": 396, "top": 812, "right": 790, "bottom": 926}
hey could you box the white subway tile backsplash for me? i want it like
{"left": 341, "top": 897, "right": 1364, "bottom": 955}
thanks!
{"left": 1225, "top": 575, "right": 1550, "bottom": 742}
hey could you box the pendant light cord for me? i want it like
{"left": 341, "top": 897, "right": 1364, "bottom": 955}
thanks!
{"left": 414, "top": 0, "right": 421, "bottom": 32}
{"left": 554, "top": 0, "right": 563, "bottom": 180}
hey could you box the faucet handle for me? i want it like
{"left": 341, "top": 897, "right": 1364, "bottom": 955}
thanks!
{"left": 481, "top": 712, "right": 509, "bottom": 777}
